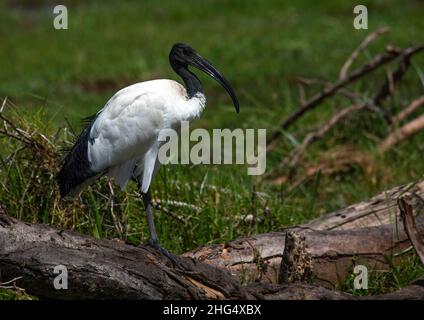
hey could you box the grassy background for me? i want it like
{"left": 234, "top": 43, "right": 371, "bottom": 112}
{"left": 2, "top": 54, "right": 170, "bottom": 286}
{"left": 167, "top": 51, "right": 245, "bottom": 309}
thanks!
{"left": 0, "top": 0, "right": 424, "bottom": 298}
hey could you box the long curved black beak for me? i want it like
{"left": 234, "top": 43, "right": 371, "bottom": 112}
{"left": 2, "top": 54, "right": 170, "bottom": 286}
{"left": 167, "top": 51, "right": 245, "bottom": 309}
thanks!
{"left": 190, "top": 53, "right": 240, "bottom": 113}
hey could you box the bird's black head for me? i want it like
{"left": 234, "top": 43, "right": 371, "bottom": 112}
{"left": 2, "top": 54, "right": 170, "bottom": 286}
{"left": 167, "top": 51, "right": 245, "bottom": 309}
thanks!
{"left": 170, "top": 43, "right": 240, "bottom": 113}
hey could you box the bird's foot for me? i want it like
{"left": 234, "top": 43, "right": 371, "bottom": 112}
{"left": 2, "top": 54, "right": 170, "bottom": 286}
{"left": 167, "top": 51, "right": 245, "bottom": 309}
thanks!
{"left": 146, "top": 239, "right": 183, "bottom": 269}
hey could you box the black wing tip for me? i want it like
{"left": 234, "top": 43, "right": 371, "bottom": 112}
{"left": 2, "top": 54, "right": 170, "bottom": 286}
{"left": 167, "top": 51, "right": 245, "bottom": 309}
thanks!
{"left": 56, "top": 170, "right": 70, "bottom": 198}
{"left": 56, "top": 111, "right": 103, "bottom": 199}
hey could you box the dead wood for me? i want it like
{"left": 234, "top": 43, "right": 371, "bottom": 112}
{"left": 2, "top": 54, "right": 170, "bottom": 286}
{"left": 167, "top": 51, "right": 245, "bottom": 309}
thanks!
{"left": 0, "top": 212, "right": 253, "bottom": 300}
{"left": 278, "top": 231, "right": 312, "bottom": 284}
{"left": 266, "top": 146, "right": 372, "bottom": 195}
{"left": 0, "top": 210, "right": 358, "bottom": 300}
{"left": 1, "top": 182, "right": 424, "bottom": 299}
{"left": 267, "top": 44, "right": 424, "bottom": 152}
{"left": 372, "top": 45, "right": 421, "bottom": 107}
{"left": 305, "top": 180, "right": 424, "bottom": 230}
{"left": 379, "top": 113, "right": 424, "bottom": 153}
{"left": 185, "top": 180, "right": 424, "bottom": 285}
{"left": 339, "top": 27, "right": 390, "bottom": 80}
{"left": 394, "top": 95, "right": 424, "bottom": 124}
{"left": 268, "top": 104, "right": 367, "bottom": 177}
{"left": 398, "top": 195, "right": 424, "bottom": 265}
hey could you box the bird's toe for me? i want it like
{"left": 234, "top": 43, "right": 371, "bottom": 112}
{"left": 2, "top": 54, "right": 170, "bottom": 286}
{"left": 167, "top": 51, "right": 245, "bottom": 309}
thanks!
{"left": 146, "top": 240, "right": 184, "bottom": 269}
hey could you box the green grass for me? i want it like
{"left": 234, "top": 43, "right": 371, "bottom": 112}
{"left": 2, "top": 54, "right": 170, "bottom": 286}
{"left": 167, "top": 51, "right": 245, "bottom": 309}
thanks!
{"left": 340, "top": 254, "right": 424, "bottom": 297}
{"left": 0, "top": 287, "right": 36, "bottom": 300}
{"left": 1, "top": 0, "right": 424, "bottom": 299}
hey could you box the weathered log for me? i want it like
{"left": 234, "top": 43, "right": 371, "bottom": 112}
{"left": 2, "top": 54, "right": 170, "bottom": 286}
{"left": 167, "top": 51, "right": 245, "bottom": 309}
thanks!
{"left": 0, "top": 209, "right": 360, "bottom": 300}
{"left": 186, "top": 217, "right": 424, "bottom": 287}
{"left": 398, "top": 195, "right": 424, "bottom": 264}
{"left": 185, "top": 181, "right": 424, "bottom": 285}
{"left": 1, "top": 205, "right": 424, "bottom": 299}
{"left": 0, "top": 212, "right": 253, "bottom": 300}
{"left": 279, "top": 219, "right": 424, "bottom": 287}
{"left": 305, "top": 180, "right": 424, "bottom": 230}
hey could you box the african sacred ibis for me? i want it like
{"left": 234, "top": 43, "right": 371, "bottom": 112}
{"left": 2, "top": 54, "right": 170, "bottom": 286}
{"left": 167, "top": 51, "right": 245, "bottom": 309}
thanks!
{"left": 57, "top": 43, "right": 240, "bottom": 261}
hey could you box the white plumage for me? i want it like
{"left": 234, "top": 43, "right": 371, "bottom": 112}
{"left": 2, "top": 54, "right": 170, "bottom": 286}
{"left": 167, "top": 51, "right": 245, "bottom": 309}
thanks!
{"left": 88, "top": 80, "right": 206, "bottom": 193}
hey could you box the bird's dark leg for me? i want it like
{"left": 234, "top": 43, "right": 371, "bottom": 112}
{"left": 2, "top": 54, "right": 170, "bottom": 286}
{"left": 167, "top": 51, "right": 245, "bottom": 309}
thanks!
{"left": 141, "top": 191, "right": 159, "bottom": 245}
{"left": 141, "top": 190, "right": 182, "bottom": 268}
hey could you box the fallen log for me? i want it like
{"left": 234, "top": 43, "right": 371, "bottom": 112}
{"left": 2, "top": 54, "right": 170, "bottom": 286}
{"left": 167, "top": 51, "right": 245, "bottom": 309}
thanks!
{"left": 185, "top": 181, "right": 424, "bottom": 285}
{"left": 0, "top": 212, "right": 252, "bottom": 300}
{"left": 186, "top": 217, "right": 424, "bottom": 287}
{"left": 0, "top": 208, "right": 360, "bottom": 300}
{"left": 305, "top": 179, "right": 424, "bottom": 230}
{"left": 279, "top": 219, "right": 424, "bottom": 287}
{"left": 1, "top": 201, "right": 424, "bottom": 299}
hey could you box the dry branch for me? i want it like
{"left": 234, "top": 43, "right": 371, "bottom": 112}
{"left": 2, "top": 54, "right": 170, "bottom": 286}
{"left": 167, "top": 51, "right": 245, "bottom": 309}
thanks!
{"left": 271, "top": 148, "right": 373, "bottom": 189}
{"left": 398, "top": 195, "right": 424, "bottom": 265}
{"left": 268, "top": 46, "right": 402, "bottom": 150}
{"left": 295, "top": 77, "right": 363, "bottom": 105}
{"left": 266, "top": 43, "right": 423, "bottom": 184}
{"left": 278, "top": 103, "right": 367, "bottom": 171}
{"left": 379, "top": 113, "right": 424, "bottom": 153}
{"left": 305, "top": 180, "right": 424, "bottom": 230}
{"left": 266, "top": 42, "right": 423, "bottom": 184}
{"left": 267, "top": 44, "right": 424, "bottom": 152}
{"left": 263, "top": 83, "right": 371, "bottom": 183}
{"left": 373, "top": 45, "right": 423, "bottom": 106}
{"left": 339, "top": 27, "right": 390, "bottom": 80}
{"left": 394, "top": 95, "right": 424, "bottom": 124}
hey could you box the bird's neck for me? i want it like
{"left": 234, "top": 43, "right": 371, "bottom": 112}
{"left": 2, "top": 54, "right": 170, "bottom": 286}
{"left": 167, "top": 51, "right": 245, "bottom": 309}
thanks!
{"left": 171, "top": 62, "right": 203, "bottom": 99}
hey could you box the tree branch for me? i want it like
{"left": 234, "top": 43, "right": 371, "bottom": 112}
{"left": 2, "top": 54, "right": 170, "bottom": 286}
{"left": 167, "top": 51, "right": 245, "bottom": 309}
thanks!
{"left": 267, "top": 44, "right": 424, "bottom": 151}
{"left": 339, "top": 27, "right": 390, "bottom": 80}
